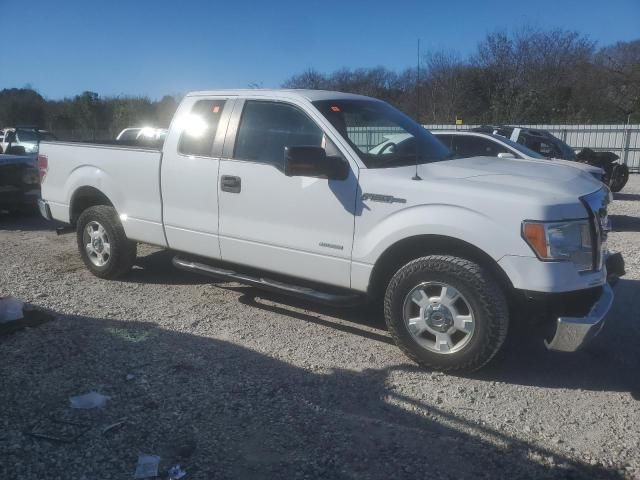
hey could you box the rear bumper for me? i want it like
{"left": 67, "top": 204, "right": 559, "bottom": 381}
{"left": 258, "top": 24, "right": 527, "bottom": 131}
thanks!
{"left": 544, "top": 252, "right": 624, "bottom": 352}
{"left": 38, "top": 199, "right": 53, "bottom": 220}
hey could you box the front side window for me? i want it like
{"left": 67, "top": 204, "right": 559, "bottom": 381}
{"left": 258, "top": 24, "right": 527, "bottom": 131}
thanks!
{"left": 234, "top": 101, "right": 324, "bottom": 168}
{"left": 313, "top": 99, "right": 453, "bottom": 168}
{"left": 178, "top": 99, "right": 226, "bottom": 157}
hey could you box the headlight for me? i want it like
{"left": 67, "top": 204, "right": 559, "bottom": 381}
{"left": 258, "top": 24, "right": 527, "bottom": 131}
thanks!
{"left": 522, "top": 220, "right": 592, "bottom": 271}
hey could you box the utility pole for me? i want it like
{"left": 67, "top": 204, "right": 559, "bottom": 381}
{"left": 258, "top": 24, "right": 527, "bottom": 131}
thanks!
{"left": 416, "top": 39, "right": 421, "bottom": 124}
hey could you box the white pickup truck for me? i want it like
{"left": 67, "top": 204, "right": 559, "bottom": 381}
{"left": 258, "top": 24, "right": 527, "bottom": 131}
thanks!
{"left": 37, "top": 89, "right": 625, "bottom": 372}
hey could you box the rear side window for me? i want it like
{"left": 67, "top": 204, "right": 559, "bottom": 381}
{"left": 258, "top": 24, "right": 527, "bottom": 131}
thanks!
{"left": 234, "top": 101, "right": 323, "bottom": 168}
{"left": 451, "top": 136, "right": 508, "bottom": 157}
{"left": 434, "top": 134, "right": 453, "bottom": 150}
{"left": 178, "top": 99, "right": 226, "bottom": 157}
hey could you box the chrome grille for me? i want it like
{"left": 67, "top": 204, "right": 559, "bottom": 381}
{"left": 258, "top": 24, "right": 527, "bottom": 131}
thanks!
{"left": 580, "top": 187, "right": 610, "bottom": 271}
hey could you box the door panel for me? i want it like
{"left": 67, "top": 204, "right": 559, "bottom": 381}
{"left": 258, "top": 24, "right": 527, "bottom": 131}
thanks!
{"left": 161, "top": 97, "right": 233, "bottom": 259}
{"left": 217, "top": 100, "right": 358, "bottom": 288}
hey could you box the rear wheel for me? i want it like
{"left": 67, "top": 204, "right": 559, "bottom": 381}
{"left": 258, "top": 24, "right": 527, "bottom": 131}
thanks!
{"left": 76, "top": 205, "right": 137, "bottom": 279}
{"left": 610, "top": 163, "right": 629, "bottom": 193}
{"left": 384, "top": 255, "right": 508, "bottom": 372}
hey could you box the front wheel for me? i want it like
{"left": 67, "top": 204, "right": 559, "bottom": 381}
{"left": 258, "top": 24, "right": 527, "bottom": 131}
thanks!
{"left": 76, "top": 205, "right": 137, "bottom": 279}
{"left": 384, "top": 255, "right": 509, "bottom": 372}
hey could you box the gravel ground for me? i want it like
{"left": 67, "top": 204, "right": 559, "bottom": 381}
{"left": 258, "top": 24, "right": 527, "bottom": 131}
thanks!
{"left": 1, "top": 177, "right": 639, "bottom": 479}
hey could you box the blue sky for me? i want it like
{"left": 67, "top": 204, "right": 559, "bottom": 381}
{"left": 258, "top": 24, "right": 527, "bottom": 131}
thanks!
{"left": 2, "top": 0, "right": 638, "bottom": 99}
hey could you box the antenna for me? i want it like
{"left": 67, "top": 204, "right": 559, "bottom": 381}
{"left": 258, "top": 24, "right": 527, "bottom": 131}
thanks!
{"left": 413, "top": 38, "right": 422, "bottom": 181}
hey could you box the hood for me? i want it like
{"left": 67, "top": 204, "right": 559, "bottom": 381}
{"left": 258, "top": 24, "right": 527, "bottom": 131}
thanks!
{"left": 548, "top": 158, "right": 603, "bottom": 176}
{"left": 420, "top": 156, "right": 602, "bottom": 197}
{"left": 360, "top": 156, "right": 603, "bottom": 219}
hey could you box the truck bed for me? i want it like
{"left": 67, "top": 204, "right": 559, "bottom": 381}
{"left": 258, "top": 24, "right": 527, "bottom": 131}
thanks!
{"left": 39, "top": 141, "right": 167, "bottom": 247}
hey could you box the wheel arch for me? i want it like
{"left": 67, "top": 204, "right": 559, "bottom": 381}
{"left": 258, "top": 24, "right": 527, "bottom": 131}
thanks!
{"left": 367, "top": 234, "right": 514, "bottom": 298}
{"left": 69, "top": 186, "right": 115, "bottom": 226}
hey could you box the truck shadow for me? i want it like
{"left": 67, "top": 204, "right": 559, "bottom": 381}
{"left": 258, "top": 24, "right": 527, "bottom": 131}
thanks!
{"left": 127, "top": 249, "right": 210, "bottom": 286}
{"left": 214, "top": 279, "right": 640, "bottom": 398}
{"left": 0, "top": 311, "right": 623, "bottom": 479}
{"left": 224, "top": 284, "right": 393, "bottom": 345}
{"left": 471, "top": 278, "right": 640, "bottom": 397}
{"left": 0, "top": 211, "right": 61, "bottom": 232}
{"left": 114, "top": 249, "right": 640, "bottom": 396}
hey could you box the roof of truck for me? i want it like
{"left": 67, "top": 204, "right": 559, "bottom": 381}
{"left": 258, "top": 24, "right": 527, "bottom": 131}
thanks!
{"left": 186, "top": 89, "right": 375, "bottom": 102}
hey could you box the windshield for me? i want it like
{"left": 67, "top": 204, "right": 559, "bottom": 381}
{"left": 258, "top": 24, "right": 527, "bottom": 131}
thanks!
{"left": 313, "top": 99, "right": 453, "bottom": 168}
{"left": 492, "top": 134, "right": 546, "bottom": 159}
{"left": 16, "top": 129, "right": 57, "bottom": 142}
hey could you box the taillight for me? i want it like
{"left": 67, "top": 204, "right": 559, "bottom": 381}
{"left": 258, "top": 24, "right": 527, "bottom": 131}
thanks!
{"left": 37, "top": 154, "right": 48, "bottom": 182}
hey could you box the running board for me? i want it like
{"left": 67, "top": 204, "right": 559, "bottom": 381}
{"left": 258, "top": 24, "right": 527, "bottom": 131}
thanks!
{"left": 172, "top": 255, "right": 365, "bottom": 306}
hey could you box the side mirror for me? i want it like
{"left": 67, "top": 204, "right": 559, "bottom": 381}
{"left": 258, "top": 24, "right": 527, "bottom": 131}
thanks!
{"left": 497, "top": 152, "right": 516, "bottom": 159}
{"left": 5, "top": 132, "right": 17, "bottom": 143}
{"left": 284, "top": 146, "right": 349, "bottom": 180}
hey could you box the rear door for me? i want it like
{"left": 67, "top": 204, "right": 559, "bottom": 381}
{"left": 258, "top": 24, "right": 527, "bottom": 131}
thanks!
{"left": 161, "top": 96, "right": 233, "bottom": 259}
{"left": 217, "top": 99, "right": 358, "bottom": 288}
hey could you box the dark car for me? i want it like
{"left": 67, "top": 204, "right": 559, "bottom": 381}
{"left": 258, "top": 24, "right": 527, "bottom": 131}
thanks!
{"left": 0, "top": 154, "right": 40, "bottom": 214}
{"left": 473, "top": 125, "right": 629, "bottom": 192}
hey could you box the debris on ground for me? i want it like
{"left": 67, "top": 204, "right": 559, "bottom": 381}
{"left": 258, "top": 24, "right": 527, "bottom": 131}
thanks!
{"left": 0, "top": 297, "right": 54, "bottom": 334}
{"left": 102, "top": 418, "right": 127, "bottom": 435}
{"left": 133, "top": 454, "right": 161, "bottom": 479}
{"left": 27, "top": 416, "right": 91, "bottom": 443}
{"left": 69, "top": 391, "right": 110, "bottom": 409}
{"left": 0, "top": 296, "right": 23, "bottom": 321}
{"left": 167, "top": 464, "right": 187, "bottom": 480}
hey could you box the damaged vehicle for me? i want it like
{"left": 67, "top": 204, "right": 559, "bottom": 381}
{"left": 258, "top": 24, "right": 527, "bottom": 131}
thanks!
{"left": 473, "top": 125, "right": 629, "bottom": 192}
{"left": 37, "top": 90, "right": 624, "bottom": 372}
{"left": 431, "top": 130, "right": 605, "bottom": 182}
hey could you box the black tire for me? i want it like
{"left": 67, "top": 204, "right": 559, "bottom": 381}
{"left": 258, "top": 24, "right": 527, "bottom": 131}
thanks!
{"left": 76, "top": 205, "right": 137, "bottom": 279}
{"left": 384, "top": 255, "right": 508, "bottom": 372}
{"left": 610, "top": 163, "right": 629, "bottom": 193}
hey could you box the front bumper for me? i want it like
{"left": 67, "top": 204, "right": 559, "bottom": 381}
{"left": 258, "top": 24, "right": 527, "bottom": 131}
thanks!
{"left": 545, "top": 252, "right": 625, "bottom": 352}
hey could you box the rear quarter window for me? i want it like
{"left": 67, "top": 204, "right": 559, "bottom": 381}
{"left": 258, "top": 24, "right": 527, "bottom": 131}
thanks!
{"left": 178, "top": 99, "right": 227, "bottom": 157}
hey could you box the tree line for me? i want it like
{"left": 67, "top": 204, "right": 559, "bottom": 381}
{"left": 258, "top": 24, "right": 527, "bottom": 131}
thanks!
{"left": 283, "top": 28, "right": 639, "bottom": 125}
{"left": 0, "top": 27, "right": 638, "bottom": 141}
{"left": 0, "top": 90, "right": 178, "bottom": 140}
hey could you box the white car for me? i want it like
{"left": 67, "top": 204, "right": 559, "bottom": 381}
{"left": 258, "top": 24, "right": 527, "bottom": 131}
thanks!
{"left": 37, "top": 89, "right": 623, "bottom": 372}
{"left": 116, "top": 127, "right": 168, "bottom": 144}
{"left": 431, "top": 130, "right": 604, "bottom": 181}
{"left": 0, "top": 127, "right": 57, "bottom": 154}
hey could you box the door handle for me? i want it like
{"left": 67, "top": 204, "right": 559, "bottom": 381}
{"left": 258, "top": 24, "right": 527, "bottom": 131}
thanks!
{"left": 221, "top": 175, "right": 241, "bottom": 193}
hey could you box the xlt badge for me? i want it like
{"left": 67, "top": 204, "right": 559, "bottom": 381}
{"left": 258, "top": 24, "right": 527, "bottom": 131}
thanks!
{"left": 362, "top": 193, "right": 407, "bottom": 204}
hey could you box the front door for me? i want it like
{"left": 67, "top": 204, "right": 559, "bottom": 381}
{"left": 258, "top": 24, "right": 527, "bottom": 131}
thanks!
{"left": 217, "top": 99, "right": 358, "bottom": 288}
